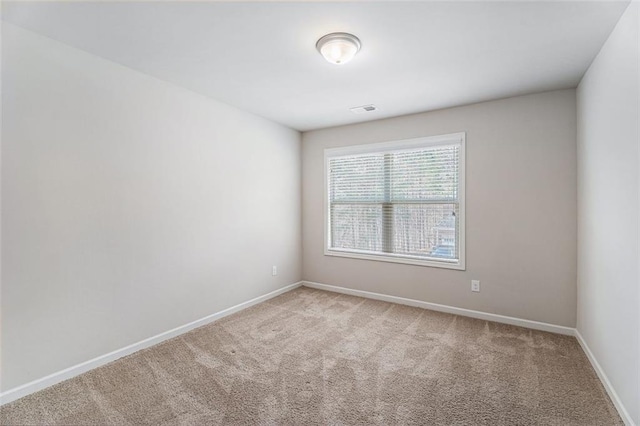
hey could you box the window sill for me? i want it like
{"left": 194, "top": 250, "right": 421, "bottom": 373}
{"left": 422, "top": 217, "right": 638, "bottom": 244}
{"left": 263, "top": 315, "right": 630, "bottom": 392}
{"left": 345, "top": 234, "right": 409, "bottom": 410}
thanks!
{"left": 324, "top": 248, "right": 466, "bottom": 270}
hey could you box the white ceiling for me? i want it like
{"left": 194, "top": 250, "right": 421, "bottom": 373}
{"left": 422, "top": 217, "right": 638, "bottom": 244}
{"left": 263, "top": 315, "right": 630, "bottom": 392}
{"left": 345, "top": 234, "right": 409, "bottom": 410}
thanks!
{"left": 2, "top": 1, "right": 629, "bottom": 131}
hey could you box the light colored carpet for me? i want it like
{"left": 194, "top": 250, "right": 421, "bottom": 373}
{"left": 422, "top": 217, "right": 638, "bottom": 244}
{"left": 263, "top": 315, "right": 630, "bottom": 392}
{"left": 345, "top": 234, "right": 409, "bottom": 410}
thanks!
{"left": 1, "top": 287, "right": 622, "bottom": 425}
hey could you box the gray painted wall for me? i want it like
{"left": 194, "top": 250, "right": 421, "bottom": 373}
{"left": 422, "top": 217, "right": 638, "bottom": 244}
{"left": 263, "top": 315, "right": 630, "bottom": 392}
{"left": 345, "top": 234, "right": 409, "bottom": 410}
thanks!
{"left": 302, "top": 90, "right": 577, "bottom": 327}
{"left": 1, "top": 23, "right": 302, "bottom": 391}
{"left": 576, "top": 3, "right": 639, "bottom": 424}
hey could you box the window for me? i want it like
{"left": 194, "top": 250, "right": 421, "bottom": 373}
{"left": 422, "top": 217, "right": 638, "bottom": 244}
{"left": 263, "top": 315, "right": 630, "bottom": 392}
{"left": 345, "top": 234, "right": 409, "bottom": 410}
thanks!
{"left": 324, "top": 133, "right": 465, "bottom": 270}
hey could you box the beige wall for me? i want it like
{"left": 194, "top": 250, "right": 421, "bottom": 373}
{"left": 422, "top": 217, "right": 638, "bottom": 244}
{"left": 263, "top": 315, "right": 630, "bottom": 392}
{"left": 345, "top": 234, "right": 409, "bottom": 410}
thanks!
{"left": 576, "top": 3, "right": 639, "bottom": 424}
{"left": 1, "top": 24, "right": 302, "bottom": 391}
{"left": 302, "top": 90, "right": 577, "bottom": 327}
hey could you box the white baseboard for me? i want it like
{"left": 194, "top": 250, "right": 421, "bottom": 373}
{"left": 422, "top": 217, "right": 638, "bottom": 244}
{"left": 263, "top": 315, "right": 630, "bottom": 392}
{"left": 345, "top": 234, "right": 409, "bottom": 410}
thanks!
{"left": 302, "top": 281, "right": 575, "bottom": 335}
{"left": 0, "top": 281, "right": 303, "bottom": 406}
{"left": 575, "top": 330, "right": 636, "bottom": 426}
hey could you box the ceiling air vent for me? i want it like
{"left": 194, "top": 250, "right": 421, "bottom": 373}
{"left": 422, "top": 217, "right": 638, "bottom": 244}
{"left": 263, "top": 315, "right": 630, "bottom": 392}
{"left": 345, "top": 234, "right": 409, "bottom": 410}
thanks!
{"left": 350, "top": 104, "right": 377, "bottom": 114}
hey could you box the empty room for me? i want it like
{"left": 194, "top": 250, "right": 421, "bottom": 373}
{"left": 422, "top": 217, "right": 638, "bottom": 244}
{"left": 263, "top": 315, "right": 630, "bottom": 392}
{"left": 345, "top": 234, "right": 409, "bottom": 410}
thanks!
{"left": 1, "top": 1, "right": 638, "bottom": 424}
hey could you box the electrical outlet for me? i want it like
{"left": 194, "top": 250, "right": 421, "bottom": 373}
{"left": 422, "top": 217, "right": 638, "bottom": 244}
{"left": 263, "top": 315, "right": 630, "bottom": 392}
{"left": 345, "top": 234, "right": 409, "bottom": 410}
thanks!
{"left": 272, "top": 266, "right": 277, "bottom": 276}
{"left": 471, "top": 280, "right": 480, "bottom": 292}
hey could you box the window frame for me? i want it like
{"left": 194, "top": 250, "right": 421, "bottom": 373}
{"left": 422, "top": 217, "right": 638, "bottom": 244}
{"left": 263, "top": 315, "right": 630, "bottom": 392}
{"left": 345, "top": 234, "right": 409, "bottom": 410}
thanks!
{"left": 323, "top": 132, "right": 466, "bottom": 270}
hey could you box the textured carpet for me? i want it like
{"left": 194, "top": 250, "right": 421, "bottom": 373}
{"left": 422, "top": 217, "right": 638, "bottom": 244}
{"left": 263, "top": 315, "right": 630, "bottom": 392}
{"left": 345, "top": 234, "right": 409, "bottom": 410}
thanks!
{"left": 1, "top": 287, "right": 622, "bottom": 425}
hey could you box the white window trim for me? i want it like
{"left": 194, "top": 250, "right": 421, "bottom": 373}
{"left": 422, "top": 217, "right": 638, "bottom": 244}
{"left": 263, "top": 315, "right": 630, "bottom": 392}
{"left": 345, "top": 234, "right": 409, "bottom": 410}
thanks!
{"left": 323, "top": 132, "right": 466, "bottom": 270}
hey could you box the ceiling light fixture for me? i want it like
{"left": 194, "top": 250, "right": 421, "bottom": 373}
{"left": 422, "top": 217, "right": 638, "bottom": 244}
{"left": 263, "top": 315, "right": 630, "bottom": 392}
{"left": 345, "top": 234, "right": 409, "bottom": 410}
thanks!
{"left": 316, "top": 32, "right": 361, "bottom": 65}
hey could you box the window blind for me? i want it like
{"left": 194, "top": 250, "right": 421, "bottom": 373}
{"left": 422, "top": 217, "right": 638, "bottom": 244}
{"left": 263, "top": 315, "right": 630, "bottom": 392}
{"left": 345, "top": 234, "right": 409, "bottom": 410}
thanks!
{"left": 327, "top": 137, "right": 463, "bottom": 266}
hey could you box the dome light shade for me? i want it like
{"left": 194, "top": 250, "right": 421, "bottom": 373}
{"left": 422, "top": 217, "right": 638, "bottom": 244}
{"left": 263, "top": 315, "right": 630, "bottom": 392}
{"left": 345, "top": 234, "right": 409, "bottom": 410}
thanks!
{"left": 316, "top": 33, "right": 361, "bottom": 65}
